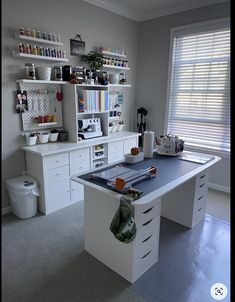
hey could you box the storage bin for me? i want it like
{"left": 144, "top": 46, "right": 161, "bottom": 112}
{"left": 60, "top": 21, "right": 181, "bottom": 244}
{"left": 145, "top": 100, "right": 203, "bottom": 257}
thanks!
{"left": 5, "top": 175, "right": 40, "bottom": 219}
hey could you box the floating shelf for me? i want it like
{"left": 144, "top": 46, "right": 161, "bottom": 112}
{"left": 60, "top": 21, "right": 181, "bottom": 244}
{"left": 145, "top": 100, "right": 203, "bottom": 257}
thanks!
{"left": 15, "top": 33, "right": 63, "bottom": 46}
{"left": 13, "top": 51, "right": 68, "bottom": 62}
{"left": 102, "top": 50, "right": 127, "bottom": 58}
{"left": 77, "top": 111, "right": 109, "bottom": 115}
{"left": 108, "top": 84, "right": 131, "bottom": 87}
{"left": 16, "top": 79, "right": 69, "bottom": 84}
{"left": 37, "top": 122, "right": 57, "bottom": 127}
{"left": 103, "top": 64, "right": 130, "bottom": 71}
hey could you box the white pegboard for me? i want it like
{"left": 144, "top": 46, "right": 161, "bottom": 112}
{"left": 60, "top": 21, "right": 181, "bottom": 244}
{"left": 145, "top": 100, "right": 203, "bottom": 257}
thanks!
{"left": 18, "top": 82, "right": 63, "bottom": 131}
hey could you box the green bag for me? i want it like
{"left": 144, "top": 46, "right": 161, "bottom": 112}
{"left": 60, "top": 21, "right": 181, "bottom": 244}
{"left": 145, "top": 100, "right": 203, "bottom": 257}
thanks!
{"left": 110, "top": 188, "right": 142, "bottom": 243}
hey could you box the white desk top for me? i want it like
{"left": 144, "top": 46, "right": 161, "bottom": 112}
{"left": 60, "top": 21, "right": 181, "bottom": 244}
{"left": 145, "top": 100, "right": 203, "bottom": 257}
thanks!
{"left": 22, "top": 131, "right": 140, "bottom": 156}
{"left": 73, "top": 151, "right": 221, "bottom": 205}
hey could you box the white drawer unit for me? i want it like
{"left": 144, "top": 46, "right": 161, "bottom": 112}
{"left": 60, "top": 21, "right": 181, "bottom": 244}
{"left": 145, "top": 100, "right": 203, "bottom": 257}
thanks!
{"left": 23, "top": 133, "right": 140, "bottom": 215}
{"left": 46, "top": 180, "right": 71, "bottom": 214}
{"left": 46, "top": 166, "right": 70, "bottom": 185}
{"left": 108, "top": 140, "right": 124, "bottom": 154}
{"left": 70, "top": 181, "right": 84, "bottom": 204}
{"left": 44, "top": 153, "right": 69, "bottom": 170}
{"left": 124, "top": 137, "right": 138, "bottom": 154}
{"left": 70, "top": 148, "right": 91, "bottom": 176}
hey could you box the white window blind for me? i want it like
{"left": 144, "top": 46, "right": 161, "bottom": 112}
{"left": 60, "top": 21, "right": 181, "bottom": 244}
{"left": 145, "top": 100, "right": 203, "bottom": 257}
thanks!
{"left": 167, "top": 22, "right": 230, "bottom": 153}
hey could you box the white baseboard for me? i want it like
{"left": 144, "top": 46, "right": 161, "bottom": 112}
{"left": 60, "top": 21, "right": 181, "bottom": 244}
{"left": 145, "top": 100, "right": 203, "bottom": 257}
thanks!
{"left": 2, "top": 206, "right": 11, "bottom": 216}
{"left": 208, "top": 183, "right": 230, "bottom": 194}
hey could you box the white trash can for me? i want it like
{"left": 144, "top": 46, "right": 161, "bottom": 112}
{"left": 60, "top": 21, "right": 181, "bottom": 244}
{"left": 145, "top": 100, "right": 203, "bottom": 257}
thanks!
{"left": 5, "top": 175, "right": 40, "bottom": 219}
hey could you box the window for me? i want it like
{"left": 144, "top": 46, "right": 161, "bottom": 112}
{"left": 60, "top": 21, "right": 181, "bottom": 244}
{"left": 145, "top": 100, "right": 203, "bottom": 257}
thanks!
{"left": 166, "top": 19, "right": 230, "bottom": 153}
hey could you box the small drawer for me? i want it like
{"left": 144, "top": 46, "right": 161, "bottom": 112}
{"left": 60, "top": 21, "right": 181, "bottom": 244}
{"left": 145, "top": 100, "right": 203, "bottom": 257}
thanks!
{"left": 135, "top": 205, "right": 160, "bottom": 228}
{"left": 70, "top": 160, "right": 91, "bottom": 176}
{"left": 135, "top": 232, "right": 156, "bottom": 259}
{"left": 194, "top": 194, "right": 206, "bottom": 212}
{"left": 44, "top": 153, "right": 69, "bottom": 170}
{"left": 124, "top": 137, "right": 138, "bottom": 154}
{"left": 195, "top": 182, "right": 208, "bottom": 200}
{"left": 134, "top": 197, "right": 161, "bottom": 218}
{"left": 133, "top": 243, "right": 158, "bottom": 280}
{"left": 108, "top": 140, "right": 124, "bottom": 154}
{"left": 193, "top": 203, "right": 206, "bottom": 226}
{"left": 196, "top": 171, "right": 209, "bottom": 188}
{"left": 70, "top": 148, "right": 90, "bottom": 165}
{"left": 135, "top": 216, "right": 160, "bottom": 244}
{"left": 47, "top": 165, "right": 69, "bottom": 185}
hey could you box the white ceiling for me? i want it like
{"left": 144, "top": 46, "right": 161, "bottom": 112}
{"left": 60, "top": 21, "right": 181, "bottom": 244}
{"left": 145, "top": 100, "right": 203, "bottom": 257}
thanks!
{"left": 83, "top": 0, "right": 228, "bottom": 21}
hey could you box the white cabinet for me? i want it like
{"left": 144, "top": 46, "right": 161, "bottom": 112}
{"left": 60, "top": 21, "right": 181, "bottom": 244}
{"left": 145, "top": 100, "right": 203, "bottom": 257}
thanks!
{"left": 161, "top": 169, "right": 209, "bottom": 228}
{"left": 24, "top": 132, "right": 140, "bottom": 215}
{"left": 108, "top": 140, "right": 124, "bottom": 164}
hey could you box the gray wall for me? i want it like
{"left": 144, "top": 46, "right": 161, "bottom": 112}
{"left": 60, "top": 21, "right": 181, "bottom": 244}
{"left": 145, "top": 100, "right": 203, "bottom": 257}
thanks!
{"left": 136, "top": 2, "right": 230, "bottom": 191}
{"left": 2, "top": 0, "right": 139, "bottom": 209}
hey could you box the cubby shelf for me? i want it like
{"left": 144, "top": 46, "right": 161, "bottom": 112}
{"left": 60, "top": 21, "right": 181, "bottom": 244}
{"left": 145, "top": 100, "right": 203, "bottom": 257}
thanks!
{"left": 15, "top": 33, "right": 63, "bottom": 46}
{"left": 13, "top": 51, "right": 68, "bottom": 62}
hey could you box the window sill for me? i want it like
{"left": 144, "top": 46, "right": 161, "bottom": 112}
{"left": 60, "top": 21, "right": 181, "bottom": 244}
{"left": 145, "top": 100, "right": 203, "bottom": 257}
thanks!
{"left": 184, "top": 145, "right": 230, "bottom": 159}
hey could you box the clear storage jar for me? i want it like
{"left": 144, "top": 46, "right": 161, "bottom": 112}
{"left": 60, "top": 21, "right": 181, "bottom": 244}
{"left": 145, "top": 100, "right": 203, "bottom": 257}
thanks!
{"left": 25, "top": 63, "right": 36, "bottom": 80}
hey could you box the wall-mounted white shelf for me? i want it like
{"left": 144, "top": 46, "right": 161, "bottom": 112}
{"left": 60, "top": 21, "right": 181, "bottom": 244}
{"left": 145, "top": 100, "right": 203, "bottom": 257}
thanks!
{"left": 77, "top": 111, "right": 108, "bottom": 115}
{"left": 102, "top": 50, "right": 127, "bottom": 58}
{"left": 103, "top": 64, "right": 130, "bottom": 71}
{"left": 37, "top": 122, "right": 57, "bottom": 127}
{"left": 15, "top": 33, "right": 63, "bottom": 46}
{"left": 16, "top": 79, "right": 69, "bottom": 84}
{"left": 13, "top": 51, "right": 68, "bottom": 62}
{"left": 108, "top": 84, "right": 131, "bottom": 87}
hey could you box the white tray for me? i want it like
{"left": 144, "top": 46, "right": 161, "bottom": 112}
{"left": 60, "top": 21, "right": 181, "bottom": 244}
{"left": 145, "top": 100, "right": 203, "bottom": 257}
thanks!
{"left": 125, "top": 152, "right": 144, "bottom": 164}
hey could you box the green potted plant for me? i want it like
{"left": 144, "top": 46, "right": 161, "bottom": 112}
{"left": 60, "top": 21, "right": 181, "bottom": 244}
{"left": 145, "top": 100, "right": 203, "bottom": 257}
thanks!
{"left": 81, "top": 51, "right": 104, "bottom": 71}
{"left": 81, "top": 51, "right": 104, "bottom": 84}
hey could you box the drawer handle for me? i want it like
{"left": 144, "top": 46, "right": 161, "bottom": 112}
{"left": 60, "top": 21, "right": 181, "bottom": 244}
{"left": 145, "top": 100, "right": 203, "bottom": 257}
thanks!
{"left": 199, "top": 183, "right": 205, "bottom": 188}
{"left": 198, "top": 195, "right": 204, "bottom": 201}
{"left": 198, "top": 207, "right": 203, "bottom": 212}
{"left": 142, "top": 234, "right": 153, "bottom": 243}
{"left": 55, "top": 160, "right": 60, "bottom": 163}
{"left": 141, "top": 250, "right": 152, "bottom": 259}
{"left": 143, "top": 206, "right": 154, "bottom": 214}
{"left": 142, "top": 218, "right": 153, "bottom": 226}
{"left": 56, "top": 173, "right": 61, "bottom": 176}
{"left": 200, "top": 175, "right": 206, "bottom": 179}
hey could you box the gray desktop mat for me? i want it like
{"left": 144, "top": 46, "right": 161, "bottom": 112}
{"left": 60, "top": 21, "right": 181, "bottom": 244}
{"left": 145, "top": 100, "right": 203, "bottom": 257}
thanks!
{"left": 79, "top": 154, "right": 205, "bottom": 195}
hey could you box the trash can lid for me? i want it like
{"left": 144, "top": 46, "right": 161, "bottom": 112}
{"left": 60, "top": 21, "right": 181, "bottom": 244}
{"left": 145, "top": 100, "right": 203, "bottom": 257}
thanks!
{"left": 6, "top": 175, "right": 38, "bottom": 194}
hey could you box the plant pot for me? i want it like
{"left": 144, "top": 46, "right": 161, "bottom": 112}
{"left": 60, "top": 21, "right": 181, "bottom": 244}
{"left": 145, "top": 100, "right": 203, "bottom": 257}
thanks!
{"left": 26, "top": 135, "right": 37, "bottom": 146}
{"left": 117, "top": 124, "right": 124, "bottom": 132}
{"left": 39, "top": 132, "right": 49, "bottom": 143}
{"left": 49, "top": 132, "right": 59, "bottom": 142}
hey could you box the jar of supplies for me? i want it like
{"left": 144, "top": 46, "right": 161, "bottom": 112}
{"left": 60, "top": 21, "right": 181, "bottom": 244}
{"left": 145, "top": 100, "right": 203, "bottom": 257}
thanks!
{"left": 54, "top": 67, "right": 63, "bottom": 81}
{"left": 25, "top": 63, "right": 36, "bottom": 80}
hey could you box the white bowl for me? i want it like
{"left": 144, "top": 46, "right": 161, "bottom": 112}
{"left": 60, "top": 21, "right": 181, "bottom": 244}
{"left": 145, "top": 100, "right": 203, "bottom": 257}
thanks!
{"left": 39, "top": 132, "right": 49, "bottom": 143}
{"left": 36, "top": 67, "right": 51, "bottom": 81}
{"left": 49, "top": 132, "right": 59, "bottom": 142}
{"left": 26, "top": 135, "right": 37, "bottom": 146}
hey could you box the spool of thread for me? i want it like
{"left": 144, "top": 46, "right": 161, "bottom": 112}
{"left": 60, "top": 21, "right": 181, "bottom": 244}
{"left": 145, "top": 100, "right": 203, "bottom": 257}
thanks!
{"left": 143, "top": 131, "right": 154, "bottom": 158}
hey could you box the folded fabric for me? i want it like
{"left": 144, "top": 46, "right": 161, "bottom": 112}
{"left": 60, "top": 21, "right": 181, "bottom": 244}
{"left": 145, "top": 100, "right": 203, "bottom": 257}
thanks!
{"left": 110, "top": 188, "right": 142, "bottom": 243}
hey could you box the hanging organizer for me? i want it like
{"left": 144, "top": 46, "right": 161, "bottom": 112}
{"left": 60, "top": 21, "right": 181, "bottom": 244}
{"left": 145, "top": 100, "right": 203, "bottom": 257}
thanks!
{"left": 19, "top": 82, "right": 63, "bottom": 131}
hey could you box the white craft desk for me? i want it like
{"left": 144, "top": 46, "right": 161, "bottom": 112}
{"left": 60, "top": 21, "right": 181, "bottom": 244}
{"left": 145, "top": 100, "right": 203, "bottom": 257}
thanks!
{"left": 72, "top": 151, "right": 221, "bottom": 283}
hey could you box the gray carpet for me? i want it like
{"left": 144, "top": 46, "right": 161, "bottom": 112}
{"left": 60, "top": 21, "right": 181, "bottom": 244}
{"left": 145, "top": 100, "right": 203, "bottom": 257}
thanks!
{"left": 2, "top": 201, "right": 230, "bottom": 302}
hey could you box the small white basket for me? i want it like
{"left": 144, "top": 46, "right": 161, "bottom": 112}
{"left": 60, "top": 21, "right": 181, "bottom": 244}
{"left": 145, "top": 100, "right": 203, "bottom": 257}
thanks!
{"left": 39, "top": 132, "right": 49, "bottom": 143}
{"left": 25, "top": 134, "right": 37, "bottom": 146}
{"left": 49, "top": 132, "right": 59, "bottom": 142}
